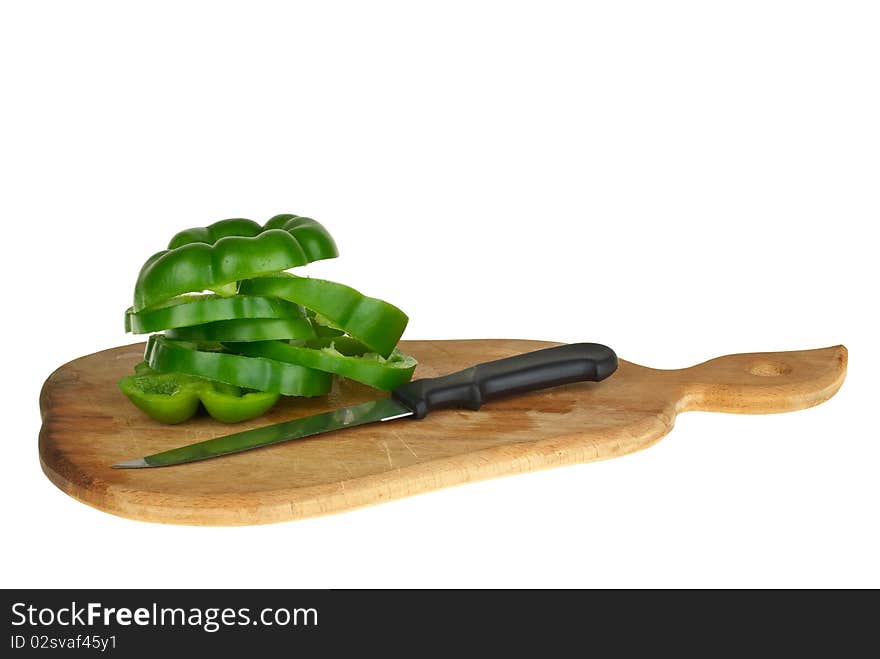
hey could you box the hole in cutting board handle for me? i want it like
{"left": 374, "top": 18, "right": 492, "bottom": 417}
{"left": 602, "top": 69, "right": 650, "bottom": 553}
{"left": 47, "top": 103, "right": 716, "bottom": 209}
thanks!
{"left": 747, "top": 361, "right": 792, "bottom": 377}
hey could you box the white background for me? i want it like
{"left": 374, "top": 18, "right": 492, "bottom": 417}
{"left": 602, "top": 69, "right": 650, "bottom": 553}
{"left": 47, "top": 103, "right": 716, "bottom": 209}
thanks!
{"left": 1, "top": 1, "right": 877, "bottom": 588}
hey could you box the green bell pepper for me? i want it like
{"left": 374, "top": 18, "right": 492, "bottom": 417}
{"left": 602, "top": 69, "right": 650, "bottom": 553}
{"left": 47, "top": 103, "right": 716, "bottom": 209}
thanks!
{"left": 125, "top": 294, "right": 305, "bottom": 334}
{"left": 119, "top": 214, "right": 415, "bottom": 425}
{"left": 226, "top": 337, "right": 417, "bottom": 390}
{"left": 168, "top": 215, "right": 337, "bottom": 259}
{"left": 118, "top": 363, "right": 280, "bottom": 424}
{"left": 238, "top": 273, "right": 408, "bottom": 358}
{"left": 132, "top": 215, "right": 337, "bottom": 311}
{"left": 165, "top": 317, "right": 317, "bottom": 343}
{"left": 145, "top": 334, "right": 332, "bottom": 397}
{"left": 118, "top": 368, "right": 203, "bottom": 424}
{"left": 198, "top": 381, "right": 281, "bottom": 424}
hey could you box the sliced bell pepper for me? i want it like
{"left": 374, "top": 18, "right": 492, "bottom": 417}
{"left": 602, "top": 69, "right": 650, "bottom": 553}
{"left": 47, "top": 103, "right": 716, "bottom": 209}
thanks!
{"left": 133, "top": 215, "right": 337, "bottom": 311}
{"left": 168, "top": 215, "right": 337, "bottom": 261}
{"left": 145, "top": 335, "right": 332, "bottom": 397}
{"left": 238, "top": 273, "right": 408, "bottom": 358}
{"left": 198, "top": 381, "right": 281, "bottom": 424}
{"left": 165, "top": 317, "right": 317, "bottom": 343}
{"left": 226, "top": 337, "right": 417, "bottom": 390}
{"left": 119, "top": 363, "right": 280, "bottom": 424}
{"left": 125, "top": 294, "right": 305, "bottom": 334}
{"left": 118, "top": 368, "right": 203, "bottom": 424}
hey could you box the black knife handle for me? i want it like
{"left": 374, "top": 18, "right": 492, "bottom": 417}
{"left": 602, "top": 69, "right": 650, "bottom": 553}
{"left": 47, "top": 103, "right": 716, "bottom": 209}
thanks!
{"left": 391, "top": 342, "right": 618, "bottom": 419}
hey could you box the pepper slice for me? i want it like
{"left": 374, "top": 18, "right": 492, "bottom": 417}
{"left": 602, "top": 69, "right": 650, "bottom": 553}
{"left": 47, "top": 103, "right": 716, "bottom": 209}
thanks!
{"left": 133, "top": 215, "right": 337, "bottom": 311}
{"left": 145, "top": 335, "right": 332, "bottom": 397}
{"left": 125, "top": 294, "right": 305, "bottom": 334}
{"left": 165, "top": 317, "right": 317, "bottom": 343}
{"left": 226, "top": 337, "right": 417, "bottom": 390}
{"left": 119, "top": 363, "right": 280, "bottom": 424}
{"left": 198, "top": 381, "right": 281, "bottom": 424}
{"left": 238, "top": 273, "right": 408, "bottom": 358}
{"left": 118, "top": 368, "right": 203, "bottom": 424}
{"left": 168, "top": 214, "right": 337, "bottom": 260}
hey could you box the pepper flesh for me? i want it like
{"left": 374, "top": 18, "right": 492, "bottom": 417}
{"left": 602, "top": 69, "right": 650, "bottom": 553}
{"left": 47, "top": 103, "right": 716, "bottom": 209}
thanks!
{"left": 165, "top": 317, "right": 317, "bottom": 343}
{"left": 133, "top": 215, "right": 337, "bottom": 312}
{"left": 145, "top": 335, "right": 332, "bottom": 397}
{"left": 238, "top": 273, "right": 408, "bottom": 358}
{"left": 226, "top": 337, "right": 417, "bottom": 390}
{"left": 198, "top": 382, "right": 280, "bottom": 424}
{"left": 125, "top": 294, "right": 305, "bottom": 334}
{"left": 168, "top": 215, "right": 337, "bottom": 261}
{"left": 118, "top": 363, "right": 280, "bottom": 424}
{"left": 118, "top": 369, "right": 203, "bottom": 424}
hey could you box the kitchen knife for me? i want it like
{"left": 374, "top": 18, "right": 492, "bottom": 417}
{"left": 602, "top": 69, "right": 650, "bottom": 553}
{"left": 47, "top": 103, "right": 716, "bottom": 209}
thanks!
{"left": 113, "top": 342, "right": 618, "bottom": 469}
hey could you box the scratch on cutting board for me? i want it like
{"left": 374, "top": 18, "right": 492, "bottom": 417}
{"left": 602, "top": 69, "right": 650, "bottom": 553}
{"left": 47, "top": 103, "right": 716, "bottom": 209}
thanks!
{"left": 388, "top": 428, "right": 418, "bottom": 458}
{"left": 335, "top": 460, "right": 353, "bottom": 478}
{"left": 379, "top": 440, "right": 394, "bottom": 468}
{"left": 430, "top": 342, "right": 462, "bottom": 369}
{"left": 122, "top": 417, "right": 137, "bottom": 445}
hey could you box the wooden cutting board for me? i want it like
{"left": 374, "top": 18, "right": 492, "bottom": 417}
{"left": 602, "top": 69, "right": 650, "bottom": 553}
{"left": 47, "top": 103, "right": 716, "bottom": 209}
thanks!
{"left": 39, "top": 340, "right": 847, "bottom": 525}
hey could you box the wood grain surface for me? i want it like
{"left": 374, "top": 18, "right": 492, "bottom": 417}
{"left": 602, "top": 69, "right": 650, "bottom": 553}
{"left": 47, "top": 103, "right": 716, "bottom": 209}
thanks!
{"left": 39, "top": 340, "right": 847, "bottom": 525}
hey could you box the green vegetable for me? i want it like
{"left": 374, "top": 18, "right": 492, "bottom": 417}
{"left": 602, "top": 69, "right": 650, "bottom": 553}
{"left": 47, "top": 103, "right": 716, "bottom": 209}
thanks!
{"left": 198, "top": 382, "right": 281, "bottom": 424}
{"left": 120, "top": 213, "right": 416, "bottom": 425}
{"left": 165, "top": 317, "right": 317, "bottom": 343}
{"left": 226, "top": 337, "right": 418, "bottom": 390}
{"left": 132, "top": 216, "right": 337, "bottom": 311}
{"left": 238, "top": 273, "right": 408, "bottom": 358}
{"left": 168, "top": 215, "right": 336, "bottom": 259}
{"left": 118, "top": 363, "right": 280, "bottom": 424}
{"left": 118, "top": 368, "right": 202, "bottom": 424}
{"left": 125, "top": 294, "right": 305, "bottom": 334}
{"left": 145, "top": 334, "right": 332, "bottom": 397}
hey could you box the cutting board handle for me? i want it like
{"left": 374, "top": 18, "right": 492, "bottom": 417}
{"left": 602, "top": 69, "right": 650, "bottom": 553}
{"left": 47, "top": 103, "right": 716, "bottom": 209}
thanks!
{"left": 669, "top": 345, "right": 847, "bottom": 414}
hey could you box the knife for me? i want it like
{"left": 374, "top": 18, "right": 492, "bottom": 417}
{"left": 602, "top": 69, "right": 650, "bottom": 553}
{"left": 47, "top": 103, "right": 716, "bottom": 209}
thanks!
{"left": 113, "top": 342, "right": 618, "bottom": 469}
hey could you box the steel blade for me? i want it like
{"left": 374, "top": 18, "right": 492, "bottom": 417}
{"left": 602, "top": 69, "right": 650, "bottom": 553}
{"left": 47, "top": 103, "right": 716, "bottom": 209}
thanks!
{"left": 112, "top": 397, "right": 413, "bottom": 469}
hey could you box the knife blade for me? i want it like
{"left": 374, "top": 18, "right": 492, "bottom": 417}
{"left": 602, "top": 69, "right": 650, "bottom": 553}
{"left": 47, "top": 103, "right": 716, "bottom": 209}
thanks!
{"left": 113, "top": 342, "right": 618, "bottom": 469}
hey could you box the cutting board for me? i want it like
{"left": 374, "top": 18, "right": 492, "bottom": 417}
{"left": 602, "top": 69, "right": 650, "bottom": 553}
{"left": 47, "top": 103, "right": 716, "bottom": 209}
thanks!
{"left": 39, "top": 340, "right": 847, "bottom": 525}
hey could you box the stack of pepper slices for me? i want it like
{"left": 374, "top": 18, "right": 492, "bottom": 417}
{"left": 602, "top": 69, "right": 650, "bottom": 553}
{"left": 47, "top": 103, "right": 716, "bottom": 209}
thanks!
{"left": 119, "top": 214, "right": 416, "bottom": 423}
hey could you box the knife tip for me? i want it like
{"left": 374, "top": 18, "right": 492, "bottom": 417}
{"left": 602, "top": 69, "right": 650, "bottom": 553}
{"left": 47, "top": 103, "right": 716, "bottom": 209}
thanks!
{"left": 112, "top": 458, "right": 150, "bottom": 469}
